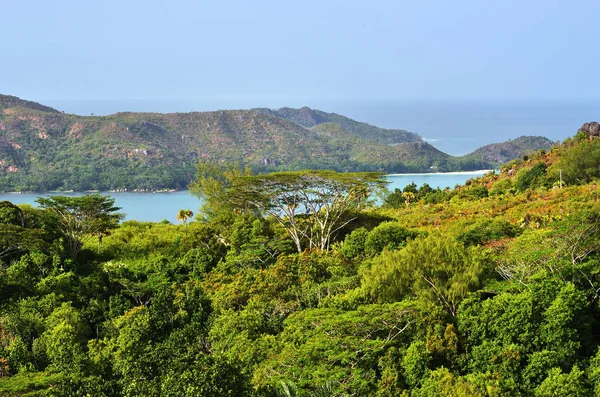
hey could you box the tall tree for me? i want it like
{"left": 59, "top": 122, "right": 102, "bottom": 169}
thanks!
{"left": 0, "top": 224, "right": 47, "bottom": 261}
{"left": 226, "top": 170, "right": 387, "bottom": 252}
{"left": 36, "top": 195, "right": 123, "bottom": 260}
{"left": 361, "top": 232, "right": 485, "bottom": 316}
{"left": 0, "top": 201, "right": 24, "bottom": 226}
{"left": 189, "top": 161, "right": 252, "bottom": 219}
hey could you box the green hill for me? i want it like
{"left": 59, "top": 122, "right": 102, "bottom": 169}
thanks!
{"left": 0, "top": 94, "right": 59, "bottom": 113}
{"left": 464, "top": 135, "right": 557, "bottom": 164}
{"left": 253, "top": 106, "right": 421, "bottom": 144}
{"left": 0, "top": 95, "right": 553, "bottom": 192}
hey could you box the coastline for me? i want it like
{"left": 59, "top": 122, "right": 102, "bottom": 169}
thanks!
{"left": 0, "top": 172, "right": 479, "bottom": 222}
{"left": 0, "top": 172, "right": 494, "bottom": 195}
{"left": 1, "top": 189, "right": 181, "bottom": 195}
{"left": 0, "top": 171, "right": 495, "bottom": 195}
{"left": 386, "top": 169, "right": 493, "bottom": 177}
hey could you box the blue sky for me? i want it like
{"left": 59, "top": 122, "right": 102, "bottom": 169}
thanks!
{"left": 2, "top": 0, "right": 599, "bottom": 102}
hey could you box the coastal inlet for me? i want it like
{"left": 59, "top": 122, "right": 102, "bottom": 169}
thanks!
{"left": 0, "top": 171, "right": 489, "bottom": 223}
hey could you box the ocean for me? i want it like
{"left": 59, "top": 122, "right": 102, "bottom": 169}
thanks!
{"left": 0, "top": 171, "right": 486, "bottom": 223}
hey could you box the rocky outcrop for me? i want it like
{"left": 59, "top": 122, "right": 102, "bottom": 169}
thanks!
{"left": 276, "top": 106, "right": 328, "bottom": 127}
{"left": 580, "top": 122, "right": 600, "bottom": 139}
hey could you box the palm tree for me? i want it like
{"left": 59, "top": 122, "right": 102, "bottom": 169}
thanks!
{"left": 402, "top": 191, "right": 415, "bottom": 208}
{"left": 176, "top": 209, "right": 194, "bottom": 225}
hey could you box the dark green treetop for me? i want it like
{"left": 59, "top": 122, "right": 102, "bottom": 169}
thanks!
{"left": 36, "top": 194, "right": 124, "bottom": 260}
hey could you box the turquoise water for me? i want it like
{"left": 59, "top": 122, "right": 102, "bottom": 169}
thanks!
{"left": 0, "top": 171, "right": 487, "bottom": 222}
{"left": 0, "top": 191, "right": 201, "bottom": 224}
{"left": 386, "top": 170, "right": 489, "bottom": 192}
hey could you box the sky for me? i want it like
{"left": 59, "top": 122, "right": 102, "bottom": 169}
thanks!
{"left": 2, "top": 0, "right": 600, "bottom": 103}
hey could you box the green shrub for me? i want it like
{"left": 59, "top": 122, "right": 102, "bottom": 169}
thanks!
{"left": 457, "top": 219, "right": 521, "bottom": 247}
{"left": 341, "top": 227, "right": 369, "bottom": 259}
{"left": 364, "top": 222, "right": 418, "bottom": 256}
{"left": 554, "top": 138, "right": 600, "bottom": 185}
{"left": 515, "top": 163, "right": 549, "bottom": 192}
{"left": 489, "top": 178, "right": 513, "bottom": 195}
{"left": 458, "top": 185, "right": 489, "bottom": 200}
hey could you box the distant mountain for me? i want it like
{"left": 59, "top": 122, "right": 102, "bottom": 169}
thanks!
{"left": 464, "top": 136, "right": 556, "bottom": 164}
{"left": 0, "top": 95, "right": 553, "bottom": 192}
{"left": 0, "top": 94, "right": 59, "bottom": 113}
{"left": 253, "top": 106, "right": 421, "bottom": 144}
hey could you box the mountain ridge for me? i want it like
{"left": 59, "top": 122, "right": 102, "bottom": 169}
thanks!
{"left": 0, "top": 94, "right": 59, "bottom": 113}
{"left": 252, "top": 106, "right": 421, "bottom": 145}
{"left": 0, "top": 95, "right": 555, "bottom": 192}
{"left": 464, "top": 135, "right": 557, "bottom": 164}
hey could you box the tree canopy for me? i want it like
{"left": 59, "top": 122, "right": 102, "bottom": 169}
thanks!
{"left": 226, "top": 170, "right": 387, "bottom": 252}
{"left": 188, "top": 161, "right": 252, "bottom": 218}
{"left": 5, "top": 133, "right": 600, "bottom": 396}
{"left": 36, "top": 195, "right": 124, "bottom": 259}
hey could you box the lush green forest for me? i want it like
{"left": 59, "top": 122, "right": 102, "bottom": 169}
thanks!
{"left": 2, "top": 129, "right": 600, "bottom": 396}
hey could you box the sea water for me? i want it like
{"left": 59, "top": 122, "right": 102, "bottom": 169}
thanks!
{"left": 0, "top": 171, "right": 486, "bottom": 223}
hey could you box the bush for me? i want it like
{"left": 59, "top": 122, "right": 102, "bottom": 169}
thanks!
{"left": 364, "top": 222, "right": 418, "bottom": 256}
{"left": 554, "top": 138, "right": 600, "bottom": 185}
{"left": 423, "top": 189, "right": 452, "bottom": 204}
{"left": 458, "top": 185, "right": 489, "bottom": 200}
{"left": 515, "top": 163, "right": 549, "bottom": 192}
{"left": 342, "top": 227, "right": 369, "bottom": 259}
{"left": 489, "top": 178, "right": 513, "bottom": 196}
{"left": 179, "top": 247, "right": 215, "bottom": 277}
{"left": 457, "top": 219, "right": 521, "bottom": 247}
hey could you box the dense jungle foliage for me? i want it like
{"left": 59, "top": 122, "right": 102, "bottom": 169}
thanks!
{"left": 1, "top": 130, "right": 600, "bottom": 396}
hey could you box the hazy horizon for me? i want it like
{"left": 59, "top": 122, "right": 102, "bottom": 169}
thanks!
{"left": 3, "top": 0, "right": 600, "bottom": 102}
{"left": 3, "top": 1, "right": 599, "bottom": 155}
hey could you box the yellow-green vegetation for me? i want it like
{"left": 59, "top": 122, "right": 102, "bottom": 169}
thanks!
{"left": 0, "top": 371, "right": 62, "bottom": 396}
{"left": 2, "top": 130, "right": 600, "bottom": 396}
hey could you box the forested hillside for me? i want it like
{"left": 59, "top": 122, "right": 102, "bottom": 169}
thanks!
{"left": 252, "top": 106, "right": 421, "bottom": 144}
{"left": 0, "top": 95, "right": 552, "bottom": 192}
{"left": 1, "top": 127, "right": 600, "bottom": 396}
{"left": 463, "top": 135, "right": 557, "bottom": 164}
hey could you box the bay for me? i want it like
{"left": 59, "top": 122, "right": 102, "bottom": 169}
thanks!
{"left": 386, "top": 170, "right": 490, "bottom": 192}
{"left": 0, "top": 171, "right": 488, "bottom": 223}
{"left": 0, "top": 191, "right": 201, "bottom": 224}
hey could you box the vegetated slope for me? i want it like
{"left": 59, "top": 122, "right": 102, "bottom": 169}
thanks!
{"left": 464, "top": 135, "right": 556, "bottom": 164}
{"left": 253, "top": 106, "right": 421, "bottom": 144}
{"left": 0, "top": 95, "right": 551, "bottom": 192}
{"left": 309, "top": 122, "right": 452, "bottom": 168}
{"left": 462, "top": 122, "right": 600, "bottom": 196}
{"left": 4, "top": 129, "right": 600, "bottom": 396}
{"left": 0, "top": 104, "right": 359, "bottom": 191}
{"left": 0, "top": 94, "right": 59, "bottom": 113}
{"left": 0, "top": 96, "right": 470, "bottom": 192}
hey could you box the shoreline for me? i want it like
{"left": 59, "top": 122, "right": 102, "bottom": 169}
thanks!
{"left": 0, "top": 189, "right": 181, "bottom": 195}
{"left": 386, "top": 169, "right": 493, "bottom": 177}
{"left": 0, "top": 171, "right": 494, "bottom": 195}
